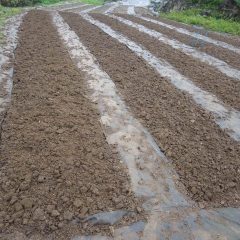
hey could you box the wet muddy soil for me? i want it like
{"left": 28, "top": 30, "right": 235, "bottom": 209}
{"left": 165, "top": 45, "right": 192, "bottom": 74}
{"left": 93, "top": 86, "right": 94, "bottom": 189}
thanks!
{"left": 62, "top": 12, "right": 240, "bottom": 209}
{"left": 117, "top": 15, "right": 240, "bottom": 70}
{"left": 147, "top": 15, "right": 240, "bottom": 48}
{"left": 0, "top": 10, "right": 142, "bottom": 239}
{"left": 94, "top": 14, "right": 240, "bottom": 111}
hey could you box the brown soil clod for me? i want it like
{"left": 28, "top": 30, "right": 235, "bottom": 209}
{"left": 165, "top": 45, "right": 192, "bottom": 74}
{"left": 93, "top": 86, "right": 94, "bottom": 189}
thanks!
{"left": 0, "top": 10, "right": 143, "bottom": 239}
{"left": 61, "top": 12, "right": 240, "bottom": 209}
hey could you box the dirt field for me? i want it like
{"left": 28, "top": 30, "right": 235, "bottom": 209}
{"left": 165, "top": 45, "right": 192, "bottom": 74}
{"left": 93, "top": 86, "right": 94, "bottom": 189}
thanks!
{"left": 0, "top": 3, "right": 240, "bottom": 239}
{"left": 0, "top": 10, "right": 142, "bottom": 239}
{"left": 62, "top": 11, "right": 240, "bottom": 208}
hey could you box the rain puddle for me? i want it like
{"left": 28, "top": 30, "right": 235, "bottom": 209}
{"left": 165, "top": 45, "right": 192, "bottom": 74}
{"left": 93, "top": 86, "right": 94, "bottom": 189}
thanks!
{"left": 52, "top": 12, "right": 240, "bottom": 239}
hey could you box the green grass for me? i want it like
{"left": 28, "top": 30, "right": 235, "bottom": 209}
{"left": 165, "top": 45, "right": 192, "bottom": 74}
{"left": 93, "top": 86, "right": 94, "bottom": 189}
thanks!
{"left": 39, "top": 0, "right": 104, "bottom": 6}
{"left": 0, "top": 5, "right": 22, "bottom": 42}
{"left": 39, "top": 0, "right": 65, "bottom": 4}
{"left": 161, "top": 8, "right": 240, "bottom": 36}
{"left": 77, "top": 0, "right": 104, "bottom": 5}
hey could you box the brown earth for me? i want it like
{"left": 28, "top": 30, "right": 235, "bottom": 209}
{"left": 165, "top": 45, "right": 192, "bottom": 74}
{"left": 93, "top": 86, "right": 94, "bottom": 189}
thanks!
{"left": 120, "top": 15, "right": 240, "bottom": 70}
{"left": 94, "top": 14, "right": 240, "bottom": 111}
{"left": 0, "top": 10, "right": 142, "bottom": 239}
{"left": 146, "top": 14, "right": 240, "bottom": 48}
{"left": 62, "top": 12, "right": 240, "bottom": 209}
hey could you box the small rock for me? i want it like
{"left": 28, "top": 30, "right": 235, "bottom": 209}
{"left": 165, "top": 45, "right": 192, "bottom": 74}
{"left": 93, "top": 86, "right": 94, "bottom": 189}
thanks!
{"left": 51, "top": 210, "right": 60, "bottom": 217}
{"left": 0, "top": 211, "right": 6, "bottom": 219}
{"left": 19, "top": 182, "right": 29, "bottom": 191}
{"left": 22, "top": 218, "right": 28, "bottom": 225}
{"left": 50, "top": 225, "right": 57, "bottom": 231}
{"left": 80, "top": 186, "right": 88, "bottom": 193}
{"left": 91, "top": 187, "right": 99, "bottom": 195}
{"left": 14, "top": 202, "right": 23, "bottom": 212}
{"left": 63, "top": 210, "right": 74, "bottom": 221}
{"left": 58, "top": 222, "right": 64, "bottom": 228}
{"left": 73, "top": 199, "right": 82, "bottom": 208}
{"left": 10, "top": 196, "right": 18, "bottom": 205}
{"left": 136, "top": 207, "right": 142, "bottom": 213}
{"left": 79, "top": 207, "right": 88, "bottom": 216}
{"left": 46, "top": 205, "right": 55, "bottom": 213}
{"left": 61, "top": 196, "right": 69, "bottom": 203}
{"left": 191, "top": 186, "right": 197, "bottom": 195}
{"left": 21, "top": 198, "right": 34, "bottom": 209}
{"left": 228, "top": 182, "right": 236, "bottom": 188}
{"left": 32, "top": 171, "right": 39, "bottom": 178}
{"left": 66, "top": 181, "right": 72, "bottom": 187}
{"left": 12, "top": 210, "right": 24, "bottom": 220}
{"left": 37, "top": 176, "right": 45, "bottom": 183}
{"left": 56, "top": 129, "right": 65, "bottom": 134}
{"left": 33, "top": 208, "right": 45, "bottom": 221}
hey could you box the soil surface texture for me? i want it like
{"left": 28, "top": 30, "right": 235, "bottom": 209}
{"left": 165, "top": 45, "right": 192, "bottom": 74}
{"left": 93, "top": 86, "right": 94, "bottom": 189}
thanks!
{"left": 0, "top": 10, "right": 142, "bottom": 239}
{"left": 94, "top": 14, "right": 240, "bottom": 111}
{"left": 146, "top": 14, "right": 240, "bottom": 48}
{"left": 62, "top": 12, "right": 240, "bottom": 209}
{"left": 121, "top": 15, "right": 240, "bottom": 70}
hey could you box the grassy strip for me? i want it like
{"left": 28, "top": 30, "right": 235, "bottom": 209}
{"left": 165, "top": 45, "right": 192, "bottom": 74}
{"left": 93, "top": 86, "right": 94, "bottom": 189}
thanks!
{"left": 37, "top": 0, "right": 104, "bottom": 5}
{"left": 0, "top": 5, "right": 22, "bottom": 43}
{"left": 161, "top": 8, "right": 240, "bottom": 36}
{"left": 77, "top": 0, "right": 104, "bottom": 5}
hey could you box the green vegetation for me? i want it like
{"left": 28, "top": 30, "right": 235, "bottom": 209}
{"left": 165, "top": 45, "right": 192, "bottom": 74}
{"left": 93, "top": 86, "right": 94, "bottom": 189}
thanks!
{"left": 39, "top": 0, "right": 104, "bottom": 6}
{"left": 39, "top": 0, "right": 65, "bottom": 5}
{"left": 78, "top": 0, "right": 104, "bottom": 5}
{"left": 0, "top": 0, "right": 104, "bottom": 6}
{"left": 0, "top": 5, "right": 21, "bottom": 42}
{"left": 161, "top": 1, "right": 240, "bottom": 36}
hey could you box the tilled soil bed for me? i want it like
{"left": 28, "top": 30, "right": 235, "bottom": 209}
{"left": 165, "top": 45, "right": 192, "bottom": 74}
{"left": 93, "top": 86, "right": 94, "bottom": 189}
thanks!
{"left": 123, "top": 15, "right": 240, "bottom": 70}
{"left": 145, "top": 15, "right": 240, "bottom": 48}
{"left": 92, "top": 13, "right": 240, "bottom": 111}
{"left": 0, "top": 10, "right": 142, "bottom": 239}
{"left": 62, "top": 12, "right": 240, "bottom": 209}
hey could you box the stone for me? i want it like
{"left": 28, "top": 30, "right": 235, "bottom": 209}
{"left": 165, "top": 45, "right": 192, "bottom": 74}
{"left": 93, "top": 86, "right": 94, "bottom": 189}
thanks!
{"left": 33, "top": 208, "right": 45, "bottom": 221}
{"left": 22, "top": 218, "right": 28, "bottom": 225}
{"left": 14, "top": 202, "right": 23, "bottom": 212}
{"left": 51, "top": 210, "right": 60, "bottom": 217}
{"left": 63, "top": 210, "right": 73, "bottom": 221}
{"left": 191, "top": 186, "right": 197, "bottom": 194}
{"left": 80, "top": 207, "right": 88, "bottom": 216}
{"left": 37, "top": 176, "right": 45, "bottom": 183}
{"left": 73, "top": 199, "right": 82, "bottom": 208}
{"left": 46, "top": 205, "right": 55, "bottom": 213}
{"left": 21, "top": 198, "right": 34, "bottom": 209}
{"left": 58, "top": 222, "right": 64, "bottom": 228}
{"left": 10, "top": 196, "right": 18, "bottom": 205}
